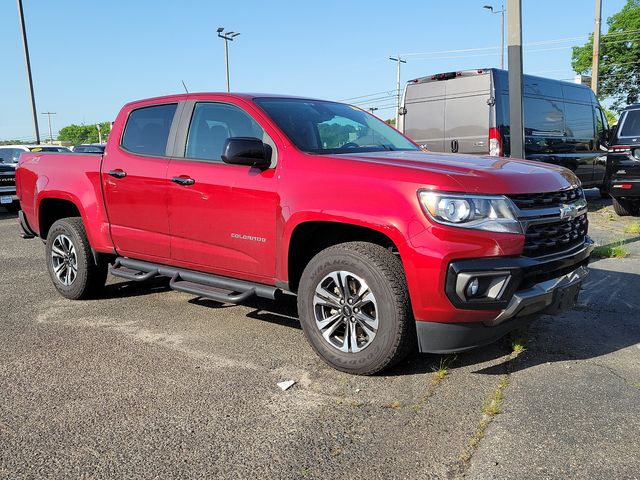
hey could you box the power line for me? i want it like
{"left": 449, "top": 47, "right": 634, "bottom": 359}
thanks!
{"left": 400, "top": 30, "right": 640, "bottom": 58}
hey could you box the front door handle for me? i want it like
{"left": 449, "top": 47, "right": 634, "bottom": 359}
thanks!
{"left": 108, "top": 169, "right": 127, "bottom": 179}
{"left": 171, "top": 176, "right": 195, "bottom": 186}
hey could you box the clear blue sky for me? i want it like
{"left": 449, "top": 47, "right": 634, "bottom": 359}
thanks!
{"left": 0, "top": 0, "right": 627, "bottom": 141}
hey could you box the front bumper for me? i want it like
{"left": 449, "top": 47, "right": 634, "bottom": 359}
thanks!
{"left": 415, "top": 238, "right": 593, "bottom": 353}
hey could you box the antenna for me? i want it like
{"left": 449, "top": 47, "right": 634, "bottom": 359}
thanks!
{"left": 181, "top": 80, "right": 189, "bottom": 93}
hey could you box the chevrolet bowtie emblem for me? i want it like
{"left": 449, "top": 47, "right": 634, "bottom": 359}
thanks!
{"left": 559, "top": 203, "right": 579, "bottom": 220}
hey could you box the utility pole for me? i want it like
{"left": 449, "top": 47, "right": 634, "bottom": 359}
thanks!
{"left": 591, "top": 0, "right": 602, "bottom": 95}
{"left": 368, "top": 107, "right": 379, "bottom": 114}
{"left": 483, "top": 2, "right": 506, "bottom": 69}
{"left": 217, "top": 27, "right": 240, "bottom": 92}
{"left": 507, "top": 0, "right": 525, "bottom": 159}
{"left": 41, "top": 112, "right": 56, "bottom": 143}
{"left": 16, "top": 0, "right": 40, "bottom": 144}
{"left": 389, "top": 55, "right": 406, "bottom": 127}
{"left": 96, "top": 123, "right": 102, "bottom": 144}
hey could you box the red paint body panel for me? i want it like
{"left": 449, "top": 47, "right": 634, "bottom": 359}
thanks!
{"left": 16, "top": 93, "right": 579, "bottom": 325}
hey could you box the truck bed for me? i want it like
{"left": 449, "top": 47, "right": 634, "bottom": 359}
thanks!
{"left": 17, "top": 152, "right": 113, "bottom": 251}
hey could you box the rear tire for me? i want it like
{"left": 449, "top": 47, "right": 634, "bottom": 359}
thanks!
{"left": 298, "top": 242, "right": 415, "bottom": 375}
{"left": 612, "top": 198, "right": 639, "bottom": 216}
{"left": 45, "top": 217, "right": 108, "bottom": 299}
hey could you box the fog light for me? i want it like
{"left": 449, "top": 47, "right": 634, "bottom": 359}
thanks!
{"left": 466, "top": 278, "right": 480, "bottom": 297}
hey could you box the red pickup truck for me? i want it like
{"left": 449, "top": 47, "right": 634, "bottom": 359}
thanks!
{"left": 16, "top": 93, "right": 593, "bottom": 374}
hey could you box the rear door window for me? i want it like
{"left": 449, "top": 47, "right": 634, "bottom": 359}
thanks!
{"left": 524, "top": 97, "right": 564, "bottom": 136}
{"left": 121, "top": 103, "right": 178, "bottom": 156}
{"left": 564, "top": 103, "right": 594, "bottom": 139}
{"left": 618, "top": 109, "right": 640, "bottom": 138}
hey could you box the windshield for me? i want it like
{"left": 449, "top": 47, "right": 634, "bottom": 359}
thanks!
{"left": 619, "top": 109, "right": 640, "bottom": 138}
{"left": 254, "top": 98, "right": 418, "bottom": 154}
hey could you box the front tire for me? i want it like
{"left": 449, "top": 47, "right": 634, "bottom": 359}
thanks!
{"left": 298, "top": 242, "right": 415, "bottom": 375}
{"left": 45, "top": 217, "right": 108, "bottom": 299}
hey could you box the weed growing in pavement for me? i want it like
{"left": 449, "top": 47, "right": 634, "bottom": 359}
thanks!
{"left": 592, "top": 241, "right": 629, "bottom": 259}
{"left": 382, "top": 400, "right": 403, "bottom": 410}
{"left": 432, "top": 355, "right": 456, "bottom": 382}
{"left": 456, "top": 375, "right": 511, "bottom": 470}
{"left": 482, "top": 377, "right": 509, "bottom": 416}
{"left": 624, "top": 222, "right": 640, "bottom": 234}
{"left": 511, "top": 340, "right": 525, "bottom": 354}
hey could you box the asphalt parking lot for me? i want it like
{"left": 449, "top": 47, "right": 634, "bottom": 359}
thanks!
{"left": 1, "top": 189, "right": 639, "bottom": 479}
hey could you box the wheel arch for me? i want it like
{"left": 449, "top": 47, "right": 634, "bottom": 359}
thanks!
{"left": 283, "top": 217, "right": 408, "bottom": 292}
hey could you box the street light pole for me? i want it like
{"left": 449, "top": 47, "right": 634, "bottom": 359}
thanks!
{"left": 389, "top": 55, "right": 406, "bottom": 127}
{"left": 217, "top": 27, "right": 240, "bottom": 93}
{"left": 591, "top": 0, "right": 602, "bottom": 95}
{"left": 507, "top": 0, "right": 525, "bottom": 159}
{"left": 41, "top": 112, "right": 56, "bottom": 143}
{"left": 483, "top": 2, "right": 506, "bottom": 69}
{"left": 16, "top": 0, "right": 40, "bottom": 144}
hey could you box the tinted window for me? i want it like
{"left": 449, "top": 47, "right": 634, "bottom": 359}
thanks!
{"left": 564, "top": 103, "right": 594, "bottom": 138}
{"left": 524, "top": 97, "right": 564, "bottom": 136}
{"left": 0, "top": 148, "right": 24, "bottom": 163}
{"left": 619, "top": 109, "right": 640, "bottom": 137}
{"left": 74, "top": 145, "right": 105, "bottom": 153}
{"left": 185, "top": 102, "right": 264, "bottom": 161}
{"left": 121, "top": 103, "right": 177, "bottom": 156}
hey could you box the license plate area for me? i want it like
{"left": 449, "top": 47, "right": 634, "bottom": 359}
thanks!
{"left": 1, "top": 195, "right": 13, "bottom": 204}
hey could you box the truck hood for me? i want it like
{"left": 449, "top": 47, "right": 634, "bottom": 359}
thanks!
{"left": 338, "top": 150, "right": 579, "bottom": 194}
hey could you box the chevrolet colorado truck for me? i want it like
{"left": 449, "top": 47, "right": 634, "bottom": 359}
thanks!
{"left": 16, "top": 93, "right": 593, "bottom": 375}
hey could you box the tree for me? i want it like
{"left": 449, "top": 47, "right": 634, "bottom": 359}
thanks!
{"left": 572, "top": 0, "right": 640, "bottom": 112}
{"left": 57, "top": 122, "right": 111, "bottom": 145}
{"left": 604, "top": 108, "right": 618, "bottom": 126}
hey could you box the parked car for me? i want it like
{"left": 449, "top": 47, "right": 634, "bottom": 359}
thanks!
{"left": 0, "top": 145, "right": 70, "bottom": 212}
{"left": 71, "top": 144, "right": 106, "bottom": 154}
{"left": 16, "top": 93, "right": 593, "bottom": 374}
{"left": 606, "top": 104, "right": 640, "bottom": 216}
{"left": 398, "top": 69, "right": 610, "bottom": 194}
{"left": 0, "top": 163, "right": 18, "bottom": 212}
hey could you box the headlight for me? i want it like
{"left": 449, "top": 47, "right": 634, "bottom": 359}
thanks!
{"left": 418, "top": 190, "right": 522, "bottom": 234}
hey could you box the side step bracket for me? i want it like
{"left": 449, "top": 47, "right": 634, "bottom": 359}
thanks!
{"left": 109, "top": 257, "right": 279, "bottom": 304}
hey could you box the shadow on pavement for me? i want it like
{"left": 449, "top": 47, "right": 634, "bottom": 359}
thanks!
{"left": 470, "top": 266, "right": 640, "bottom": 375}
{"left": 99, "top": 256, "right": 640, "bottom": 377}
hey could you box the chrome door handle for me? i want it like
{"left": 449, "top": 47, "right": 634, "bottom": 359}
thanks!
{"left": 171, "top": 176, "right": 195, "bottom": 186}
{"left": 108, "top": 169, "right": 127, "bottom": 179}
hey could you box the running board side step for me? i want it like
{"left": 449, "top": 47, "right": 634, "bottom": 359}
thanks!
{"left": 109, "top": 257, "right": 280, "bottom": 304}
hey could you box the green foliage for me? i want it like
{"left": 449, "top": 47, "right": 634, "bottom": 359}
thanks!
{"left": 0, "top": 140, "right": 29, "bottom": 145}
{"left": 57, "top": 122, "right": 111, "bottom": 145}
{"left": 572, "top": 0, "right": 640, "bottom": 111}
{"left": 604, "top": 108, "right": 618, "bottom": 125}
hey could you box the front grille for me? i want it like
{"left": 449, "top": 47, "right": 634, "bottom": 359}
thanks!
{"left": 509, "top": 187, "right": 583, "bottom": 210}
{"left": 0, "top": 173, "right": 15, "bottom": 188}
{"left": 523, "top": 213, "right": 588, "bottom": 257}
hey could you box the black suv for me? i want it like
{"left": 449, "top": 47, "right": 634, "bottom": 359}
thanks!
{"left": 607, "top": 104, "right": 640, "bottom": 216}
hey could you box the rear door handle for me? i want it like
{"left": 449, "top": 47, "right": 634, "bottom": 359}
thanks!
{"left": 107, "top": 169, "right": 127, "bottom": 179}
{"left": 171, "top": 176, "right": 195, "bottom": 186}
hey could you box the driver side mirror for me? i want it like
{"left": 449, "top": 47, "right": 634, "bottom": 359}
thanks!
{"left": 222, "top": 137, "right": 271, "bottom": 169}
